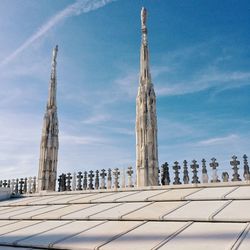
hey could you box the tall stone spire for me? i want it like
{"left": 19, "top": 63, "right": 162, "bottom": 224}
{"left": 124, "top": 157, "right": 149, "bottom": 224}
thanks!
{"left": 38, "top": 45, "right": 59, "bottom": 192}
{"left": 136, "top": 7, "right": 159, "bottom": 186}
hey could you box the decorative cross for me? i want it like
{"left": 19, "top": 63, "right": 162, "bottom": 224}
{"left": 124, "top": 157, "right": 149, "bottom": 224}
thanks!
{"left": 7, "top": 179, "right": 10, "bottom": 188}
{"left": 19, "top": 178, "right": 24, "bottom": 194}
{"left": 209, "top": 158, "right": 220, "bottom": 182}
{"left": 190, "top": 160, "right": 200, "bottom": 184}
{"left": 28, "top": 177, "right": 32, "bottom": 193}
{"left": 95, "top": 170, "right": 99, "bottom": 189}
{"left": 127, "top": 166, "right": 134, "bottom": 187}
{"left": 72, "top": 172, "right": 76, "bottom": 191}
{"left": 230, "top": 155, "right": 241, "bottom": 181}
{"left": 107, "top": 168, "right": 112, "bottom": 189}
{"left": 161, "top": 162, "right": 170, "bottom": 185}
{"left": 113, "top": 168, "right": 120, "bottom": 189}
{"left": 83, "top": 171, "right": 88, "bottom": 190}
{"left": 61, "top": 174, "right": 66, "bottom": 192}
{"left": 32, "top": 176, "right": 37, "bottom": 193}
{"left": 66, "top": 173, "right": 72, "bottom": 191}
{"left": 0, "top": 180, "right": 2, "bottom": 187}
{"left": 100, "top": 169, "right": 107, "bottom": 189}
{"left": 201, "top": 159, "right": 208, "bottom": 183}
{"left": 183, "top": 160, "right": 189, "bottom": 184}
{"left": 14, "top": 178, "right": 19, "bottom": 194}
{"left": 3, "top": 180, "right": 7, "bottom": 188}
{"left": 23, "top": 177, "right": 27, "bottom": 194}
{"left": 58, "top": 174, "right": 62, "bottom": 192}
{"left": 77, "top": 171, "right": 83, "bottom": 190}
{"left": 243, "top": 154, "right": 250, "bottom": 181}
{"left": 222, "top": 172, "right": 229, "bottom": 182}
{"left": 88, "top": 170, "right": 94, "bottom": 190}
{"left": 173, "top": 161, "right": 181, "bottom": 185}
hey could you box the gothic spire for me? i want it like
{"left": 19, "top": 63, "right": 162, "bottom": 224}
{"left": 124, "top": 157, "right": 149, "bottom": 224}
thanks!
{"left": 38, "top": 45, "right": 59, "bottom": 192}
{"left": 47, "top": 45, "right": 58, "bottom": 109}
{"left": 140, "top": 7, "right": 151, "bottom": 83}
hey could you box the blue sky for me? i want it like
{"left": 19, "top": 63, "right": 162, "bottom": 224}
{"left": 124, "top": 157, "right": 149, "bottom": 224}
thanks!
{"left": 0, "top": 0, "right": 249, "bottom": 180}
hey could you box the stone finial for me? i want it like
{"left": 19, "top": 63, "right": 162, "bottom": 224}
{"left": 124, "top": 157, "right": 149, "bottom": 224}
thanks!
{"left": 28, "top": 177, "right": 32, "bottom": 193}
{"left": 15, "top": 178, "right": 19, "bottom": 194}
{"left": 230, "top": 155, "right": 241, "bottom": 181}
{"left": 183, "top": 160, "right": 189, "bottom": 184}
{"left": 190, "top": 160, "right": 200, "bottom": 184}
{"left": 24, "top": 178, "right": 27, "bottom": 194}
{"left": 66, "top": 173, "right": 72, "bottom": 191}
{"left": 0, "top": 180, "right": 2, "bottom": 187}
{"left": 95, "top": 170, "right": 99, "bottom": 189}
{"left": 113, "top": 168, "right": 120, "bottom": 189}
{"left": 127, "top": 166, "right": 134, "bottom": 187}
{"left": 209, "top": 158, "right": 220, "bottom": 182}
{"left": 72, "top": 172, "right": 77, "bottom": 191}
{"left": 88, "top": 170, "right": 94, "bottom": 190}
{"left": 121, "top": 168, "right": 126, "bottom": 188}
{"left": 161, "top": 162, "right": 170, "bottom": 185}
{"left": 58, "top": 174, "right": 62, "bottom": 192}
{"left": 10, "top": 179, "right": 15, "bottom": 194}
{"left": 77, "top": 171, "right": 83, "bottom": 190}
{"left": 222, "top": 172, "right": 229, "bottom": 182}
{"left": 32, "top": 176, "right": 37, "bottom": 193}
{"left": 173, "top": 161, "right": 181, "bottom": 185}
{"left": 243, "top": 154, "right": 250, "bottom": 181}
{"left": 3, "top": 180, "right": 7, "bottom": 188}
{"left": 100, "top": 169, "right": 107, "bottom": 189}
{"left": 19, "top": 178, "right": 24, "bottom": 194}
{"left": 83, "top": 171, "right": 88, "bottom": 190}
{"left": 7, "top": 180, "right": 10, "bottom": 188}
{"left": 107, "top": 168, "right": 112, "bottom": 189}
{"left": 201, "top": 159, "right": 209, "bottom": 183}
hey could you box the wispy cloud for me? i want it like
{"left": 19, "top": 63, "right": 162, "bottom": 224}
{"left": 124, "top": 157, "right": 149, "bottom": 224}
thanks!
{"left": 82, "top": 114, "right": 111, "bottom": 125}
{"left": 198, "top": 134, "right": 239, "bottom": 146}
{"left": 0, "top": 0, "right": 116, "bottom": 67}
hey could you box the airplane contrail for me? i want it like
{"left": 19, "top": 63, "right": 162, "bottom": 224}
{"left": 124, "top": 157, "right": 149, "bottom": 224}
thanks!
{"left": 0, "top": 0, "right": 116, "bottom": 67}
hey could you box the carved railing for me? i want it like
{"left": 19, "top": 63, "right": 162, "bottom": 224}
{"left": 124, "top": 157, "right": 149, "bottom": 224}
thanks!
{"left": 57, "top": 155, "right": 250, "bottom": 192}
{"left": 0, "top": 177, "right": 37, "bottom": 195}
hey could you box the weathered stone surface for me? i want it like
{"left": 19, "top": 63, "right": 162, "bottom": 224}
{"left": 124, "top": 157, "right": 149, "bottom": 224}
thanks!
{"left": 136, "top": 7, "right": 158, "bottom": 187}
{"left": 38, "top": 45, "right": 59, "bottom": 192}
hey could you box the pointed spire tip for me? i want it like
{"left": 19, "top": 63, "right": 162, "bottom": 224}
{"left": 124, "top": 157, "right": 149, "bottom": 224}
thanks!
{"left": 141, "top": 7, "right": 147, "bottom": 27}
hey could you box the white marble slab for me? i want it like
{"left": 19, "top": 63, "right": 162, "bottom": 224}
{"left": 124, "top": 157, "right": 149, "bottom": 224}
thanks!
{"left": 61, "top": 203, "right": 120, "bottom": 219}
{"left": 163, "top": 200, "right": 228, "bottom": 221}
{"left": 0, "top": 247, "right": 32, "bottom": 250}
{"left": 10, "top": 205, "right": 66, "bottom": 219}
{"left": 68, "top": 192, "right": 115, "bottom": 204}
{"left": 236, "top": 226, "right": 250, "bottom": 250}
{"left": 32, "top": 204, "right": 94, "bottom": 219}
{"left": 158, "top": 222, "right": 246, "bottom": 250}
{"left": 116, "top": 190, "right": 168, "bottom": 202}
{"left": 225, "top": 186, "right": 250, "bottom": 199}
{"left": 28, "top": 195, "right": 73, "bottom": 205}
{"left": 54, "top": 220, "right": 143, "bottom": 250}
{"left": 92, "top": 191, "right": 140, "bottom": 202}
{"left": 0, "top": 196, "right": 40, "bottom": 206}
{"left": 100, "top": 221, "right": 188, "bottom": 250}
{"left": 0, "top": 205, "right": 46, "bottom": 219}
{"left": 47, "top": 194, "right": 96, "bottom": 204}
{"left": 148, "top": 188, "right": 201, "bottom": 201}
{"left": 123, "top": 201, "right": 187, "bottom": 220}
{"left": 0, "top": 220, "right": 69, "bottom": 245}
{"left": 0, "top": 220, "right": 18, "bottom": 227}
{"left": 213, "top": 200, "right": 250, "bottom": 222}
{"left": 0, "top": 220, "right": 40, "bottom": 236}
{"left": 185, "top": 186, "right": 236, "bottom": 200}
{"left": 18, "top": 220, "right": 104, "bottom": 248}
{"left": 90, "top": 202, "right": 148, "bottom": 220}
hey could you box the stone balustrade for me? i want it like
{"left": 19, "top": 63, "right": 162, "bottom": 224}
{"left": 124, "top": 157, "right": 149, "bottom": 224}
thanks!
{"left": 57, "top": 154, "right": 250, "bottom": 192}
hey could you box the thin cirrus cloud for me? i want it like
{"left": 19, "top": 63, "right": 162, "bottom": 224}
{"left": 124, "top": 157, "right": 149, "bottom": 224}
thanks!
{"left": 0, "top": 0, "right": 117, "bottom": 67}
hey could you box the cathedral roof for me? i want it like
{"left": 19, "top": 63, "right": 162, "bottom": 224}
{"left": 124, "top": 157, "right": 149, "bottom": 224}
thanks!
{"left": 0, "top": 182, "right": 249, "bottom": 249}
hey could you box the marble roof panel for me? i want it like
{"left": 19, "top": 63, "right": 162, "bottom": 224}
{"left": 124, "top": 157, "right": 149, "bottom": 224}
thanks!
{"left": 163, "top": 200, "right": 228, "bottom": 221}
{"left": 147, "top": 188, "right": 201, "bottom": 201}
{"left": 0, "top": 220, "right": 69, "bottom": 245}
{"left": 61, "top": 202, "right": 121, "bottom": 219}
{"left": 185, "top": 186, "right": 237, "bottom": 200}
{"left": 32, "top": 204, "right": 95, "bottom": 220}
{"left": 90, "top": 202, "right": 149, "bottom": 220}
{"left": 158, "top": 222, "right": 246, "bottom": 250}
{"left": 54, "top": 220, "right": 144, "bottom": 250}
{"left": 123, "top": 201, "right": 187, "bottom": 220}
{"left": 100, "top": 221, "right": 188, "bottom": 250}
{"left": 18, "top": 220, "right": 104, "bottom": 248}
{"left": 91, "top": 191, "right": 141, "bottom": 202}
{"left": 213, "top": 200, "right": 250, "bottom": 222}
{"left": 225, "top": 186, "right": 250, "bottom": 199}
{"left": 115, "top": 190, "right": 168, "bottom": 202}
{"left": 235, "top": 225, "right": 250, "bottom": 250}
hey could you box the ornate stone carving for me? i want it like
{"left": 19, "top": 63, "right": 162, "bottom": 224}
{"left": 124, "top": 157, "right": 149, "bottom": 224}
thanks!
{"left": 183, "top": 160, "right": 189, "bottom": 184}
{"left": 191, "top": 160, "right": 200, "bottom": 184}
{"left": 209, "top": 158, "right": 220, "bottom": 182}
{"left": 230, "top": 155, "right": 241, "bottom": 181}
{"left": 201, "top": 159, "right": 209, "bottom": 183}
{"left": 173, "top": 161, "right": 181, "bottom": 185}
{"left": 243, "top": 154, "right": 250, "bottom": 181}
